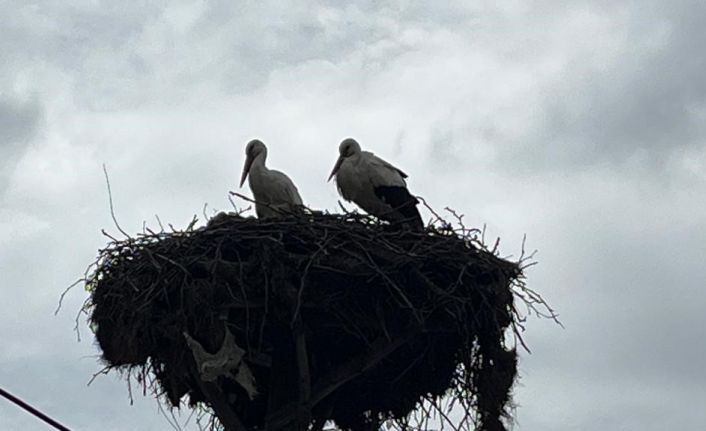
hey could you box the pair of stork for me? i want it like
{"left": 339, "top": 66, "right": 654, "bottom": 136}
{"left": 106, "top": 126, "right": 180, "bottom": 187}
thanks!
{"left": 239, "top": 138, "right": 423, "bottom": 230}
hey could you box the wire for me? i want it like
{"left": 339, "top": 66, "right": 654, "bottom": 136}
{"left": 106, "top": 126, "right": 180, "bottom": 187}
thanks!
{"left": 0, "top": 386, "right": 71, "bottom": 431}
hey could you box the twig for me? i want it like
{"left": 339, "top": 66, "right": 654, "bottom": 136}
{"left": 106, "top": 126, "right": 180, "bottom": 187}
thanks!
{"left": 230, "top": 191, "right": 302, "bottom": 217}
{"left": 55, "top": 278, "right": 83, "bottom": 315}
{"left": 155, "top": 214, "right": 165, "bottom": 232}
{"left": 102, "top": 163, "right": 130, "bottom": 238}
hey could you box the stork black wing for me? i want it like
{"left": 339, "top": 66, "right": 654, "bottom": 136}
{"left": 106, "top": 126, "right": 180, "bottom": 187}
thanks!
{"left": 374, "top": 186, "right": 423, "bottom": 231}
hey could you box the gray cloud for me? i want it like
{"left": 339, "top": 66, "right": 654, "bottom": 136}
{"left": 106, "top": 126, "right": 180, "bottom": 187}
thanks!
{"left": 513, "top": 1, "right": 706, "bottom": 170}
{"left": 412, "top": 1, "right": 706, "bottom": 176}
{"left": 0, "top": 96, "right": 41, "bottom": 148}
{"left": 501, "top": 166, "right": 706, "bottom": 429}
{"left": 0, "top": 95, "right": 43, "bottom": 191}
{"left": 1, "top": 2, "right": 484, "bottom": 111}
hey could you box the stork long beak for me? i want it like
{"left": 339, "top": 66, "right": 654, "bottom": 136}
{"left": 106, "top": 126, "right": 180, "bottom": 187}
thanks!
{"left": 328, "top": 156, "right": 344, "bottom": 182}
{"left": 239, "top": 155, "right": 253, "bottom": 187}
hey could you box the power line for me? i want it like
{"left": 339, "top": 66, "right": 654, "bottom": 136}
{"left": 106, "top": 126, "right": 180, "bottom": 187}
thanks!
{"left": 0, "top": 386, "right": 71, "bottom": 431}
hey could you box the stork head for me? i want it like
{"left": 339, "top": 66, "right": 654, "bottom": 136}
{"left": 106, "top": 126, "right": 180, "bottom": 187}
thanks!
{"left": 240, "top": 139, "right": 267, "bottom": 187}
{"left": 328, "top": 138, "right": 361, "bottom": 181}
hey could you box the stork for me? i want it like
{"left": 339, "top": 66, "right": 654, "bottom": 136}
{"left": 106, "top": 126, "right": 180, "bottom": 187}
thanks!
{"left": 328, "top": 138, "right": 423, "bottom": 230}
{"left": 239, "top": 139, "right": 304, "bottom": 218}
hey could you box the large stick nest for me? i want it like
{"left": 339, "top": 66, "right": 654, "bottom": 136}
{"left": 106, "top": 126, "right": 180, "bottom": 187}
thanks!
{"left": 85, "top": 211, "right": 547, "bottom": 431}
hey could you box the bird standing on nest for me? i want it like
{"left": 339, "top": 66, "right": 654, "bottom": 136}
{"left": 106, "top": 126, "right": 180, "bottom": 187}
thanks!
{"left": 240, "top": 139, "right": 304, "bottom": 218}
{"left": 328, "top": 138, "right": 423, "bottom": 230}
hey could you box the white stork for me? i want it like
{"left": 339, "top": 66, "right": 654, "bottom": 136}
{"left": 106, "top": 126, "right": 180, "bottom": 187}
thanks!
{"left": 239, "top": 139, "right": 304, "bottom": 218}
{"left": 328, "top": 138, "right": 423, "bottom": 230}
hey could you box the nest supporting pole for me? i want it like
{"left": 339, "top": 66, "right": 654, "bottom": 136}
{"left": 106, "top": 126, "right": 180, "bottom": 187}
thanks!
{"left": 293, "top": 312, "right": 312, "bottom": 429}
{"left": 191, "top": 375, "right": 247, "bottom": 431}
{"left": 267, "top": 333, "right": 413, "bottom": 431}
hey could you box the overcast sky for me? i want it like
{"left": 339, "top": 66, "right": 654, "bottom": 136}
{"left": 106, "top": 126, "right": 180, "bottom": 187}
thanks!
{"left": 1, "top": 1, "right": 705, "bottom": 430}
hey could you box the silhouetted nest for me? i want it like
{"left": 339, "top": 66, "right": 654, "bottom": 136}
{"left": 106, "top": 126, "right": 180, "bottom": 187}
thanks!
{"left": 82, "top": 210, "right": 556, "bottom": 431}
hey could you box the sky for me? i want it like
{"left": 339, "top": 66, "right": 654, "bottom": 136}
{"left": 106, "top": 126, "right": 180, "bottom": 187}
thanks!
{"left": 1, "top": 1, "right": 705, "bottom": 430}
